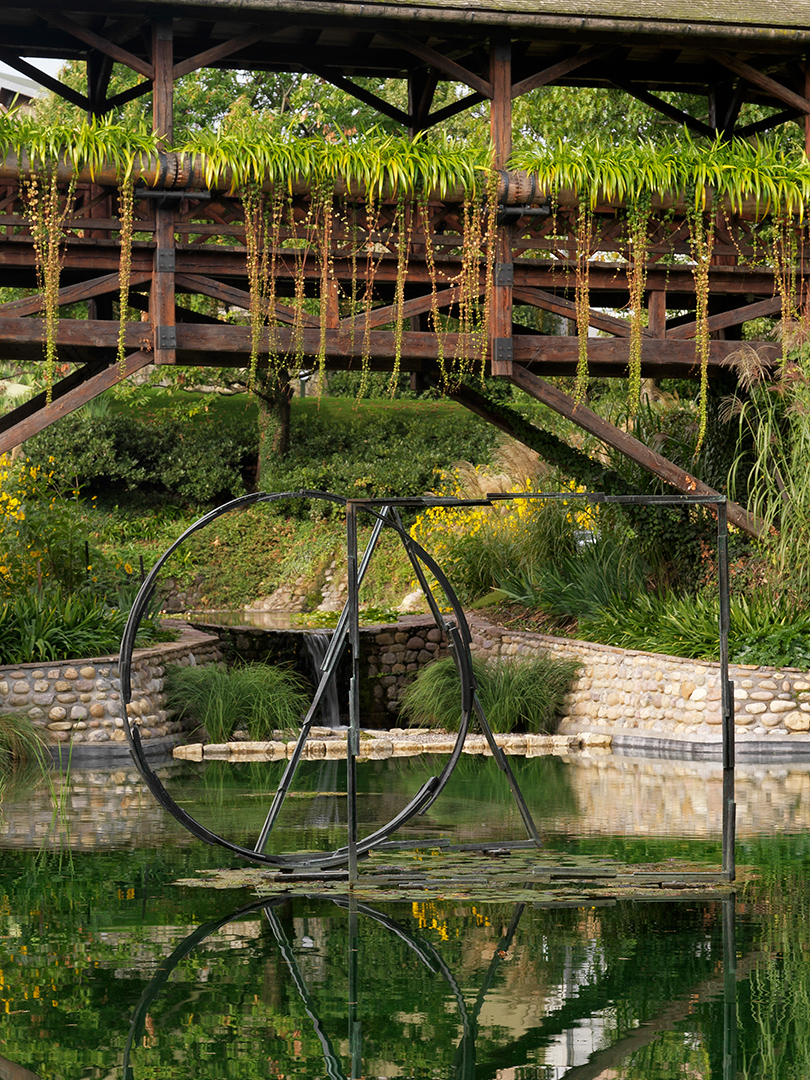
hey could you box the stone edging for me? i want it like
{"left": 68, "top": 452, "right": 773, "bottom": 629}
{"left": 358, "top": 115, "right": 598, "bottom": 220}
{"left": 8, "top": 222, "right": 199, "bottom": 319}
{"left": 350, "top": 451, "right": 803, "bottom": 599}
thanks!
{"left": 468, "top": 615, "right": 810, "bottom": 746}
{"left": 172, "top": 727, "right": 613, "bottom": 762}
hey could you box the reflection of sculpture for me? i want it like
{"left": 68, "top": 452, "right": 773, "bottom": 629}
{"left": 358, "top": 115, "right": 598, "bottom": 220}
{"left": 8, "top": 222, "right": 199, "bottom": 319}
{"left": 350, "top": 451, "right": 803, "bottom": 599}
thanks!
{"left": 123, "top": 895, "right": 522, "bottom": 1080}
{"left": 122, "top": 894, "right": 738, "bottom": 1080}
{"left": 120, "top": 490, "right": 736, "bottom": 883}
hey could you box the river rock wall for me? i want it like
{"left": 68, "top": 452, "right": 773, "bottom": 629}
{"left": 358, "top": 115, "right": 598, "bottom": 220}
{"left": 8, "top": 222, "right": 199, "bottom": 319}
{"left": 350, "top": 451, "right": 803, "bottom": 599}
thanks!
{"left": 0, "top": 626, "right": 222, "bottom": 750}
{"left": 467, "top": 615, "right": 810, "bottom": 750}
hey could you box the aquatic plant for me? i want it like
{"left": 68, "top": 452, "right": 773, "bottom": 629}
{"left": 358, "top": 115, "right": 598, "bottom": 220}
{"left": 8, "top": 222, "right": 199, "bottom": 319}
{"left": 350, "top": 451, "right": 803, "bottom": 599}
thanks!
{"left": 400, "top": 653, "right": 579, "bottom": 734}
{"left": 163, "top": 661, "right": 312, "bottom": 742}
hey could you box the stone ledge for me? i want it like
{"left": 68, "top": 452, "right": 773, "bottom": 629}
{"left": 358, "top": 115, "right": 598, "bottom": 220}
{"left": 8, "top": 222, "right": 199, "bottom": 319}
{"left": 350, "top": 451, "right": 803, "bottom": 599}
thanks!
{"left": 172, "top": 728, "right": 612, "bottom": 762}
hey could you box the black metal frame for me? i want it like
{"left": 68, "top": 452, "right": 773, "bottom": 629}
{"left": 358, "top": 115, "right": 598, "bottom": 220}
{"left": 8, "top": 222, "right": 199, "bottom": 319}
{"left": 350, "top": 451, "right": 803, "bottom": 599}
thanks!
{"left": 119, "top": 489, "right": 735, "bottom": 884}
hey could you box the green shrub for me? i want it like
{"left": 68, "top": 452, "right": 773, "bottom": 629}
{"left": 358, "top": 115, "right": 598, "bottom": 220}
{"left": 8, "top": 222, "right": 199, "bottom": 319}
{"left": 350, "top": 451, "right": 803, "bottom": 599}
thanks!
{"left": 163, "top": 662, "right": 312, "bottom": 742}
{"left": 399, "top": 654, "right": 580, "bottom": 734}
{"left": 25, "top": 409, "right": 257, "bottom": 507}
{"left": 260, "top": 398, "right": 499, "bottom": 515}
{"left": 0, "top": 585, "right": 171, "bottom": 665}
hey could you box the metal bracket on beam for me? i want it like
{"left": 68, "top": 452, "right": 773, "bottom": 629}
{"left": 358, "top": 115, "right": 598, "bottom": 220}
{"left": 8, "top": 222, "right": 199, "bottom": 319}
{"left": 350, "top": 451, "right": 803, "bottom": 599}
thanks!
{"left": 156, "top": 326, "right": 177, "bottom": 350}
{"left": 496, "top": 204, "right": 551, "bottom": 226}
{"left": 492, "top": 337, "right": 513, "bottom": 364}
{"left": 156, "top": 250, "right": 175, "bottom": 273}
{"left": 494, "top": 263, "right": 514, "bottom": 287}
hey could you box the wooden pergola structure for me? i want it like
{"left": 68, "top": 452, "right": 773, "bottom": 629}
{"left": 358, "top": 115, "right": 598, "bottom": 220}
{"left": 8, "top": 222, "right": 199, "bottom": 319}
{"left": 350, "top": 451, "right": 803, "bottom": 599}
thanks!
{"left": 2, "top": 0, "right": 810, "bottom": 533}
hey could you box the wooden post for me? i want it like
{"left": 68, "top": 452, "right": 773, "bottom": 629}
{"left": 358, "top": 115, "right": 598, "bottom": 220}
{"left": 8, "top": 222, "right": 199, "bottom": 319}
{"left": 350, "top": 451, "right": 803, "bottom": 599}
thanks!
{"left": 648, "top": 290, "right": 667, "bottom": 337}
{"left": 151, "top": 19, "right": 176, "bottom": 365}
{"left": 490, "top": 37, "right": 513, "bottom": 377}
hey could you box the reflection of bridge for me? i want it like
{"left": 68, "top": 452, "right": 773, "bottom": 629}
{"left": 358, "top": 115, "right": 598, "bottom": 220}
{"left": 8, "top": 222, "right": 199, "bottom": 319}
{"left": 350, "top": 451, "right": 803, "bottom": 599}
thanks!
{"left": 2, "top": 1, "right": 809, "bottom": 519}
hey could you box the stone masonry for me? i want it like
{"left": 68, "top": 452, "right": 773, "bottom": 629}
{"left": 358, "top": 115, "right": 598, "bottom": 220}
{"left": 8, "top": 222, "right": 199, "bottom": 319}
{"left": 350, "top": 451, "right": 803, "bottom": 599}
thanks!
{"left": 0, "top": 626, "right": 221, "bottom": 748}
{"left": 468, "top": 615, "right": 810, "bottom": 746}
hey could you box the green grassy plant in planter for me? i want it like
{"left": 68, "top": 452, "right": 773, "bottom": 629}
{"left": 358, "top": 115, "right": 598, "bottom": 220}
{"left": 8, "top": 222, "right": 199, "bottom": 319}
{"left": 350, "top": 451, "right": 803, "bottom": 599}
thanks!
{"left": 0, "top": 711, "right": 49, "bottom": 796}
{"left": 163, "top": 662, "right": 312, "bottom": 743}
{"left": 400, "top": 654, "right": 580, "bottom": 735}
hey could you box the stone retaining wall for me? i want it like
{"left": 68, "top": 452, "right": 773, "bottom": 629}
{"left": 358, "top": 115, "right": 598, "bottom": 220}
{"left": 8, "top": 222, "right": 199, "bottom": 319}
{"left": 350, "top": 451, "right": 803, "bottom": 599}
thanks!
{"left": 468, "top": 615, "right": 810, "bottom": 748}
{"left": 0, "top": 626, "right": 222, "bottom": 748}
{"left": 192, "top": 615, "right": 449, "bottom": 726}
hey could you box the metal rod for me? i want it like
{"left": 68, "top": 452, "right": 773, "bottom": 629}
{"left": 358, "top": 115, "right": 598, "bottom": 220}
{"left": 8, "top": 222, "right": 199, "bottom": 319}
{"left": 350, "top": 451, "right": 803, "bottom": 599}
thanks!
{"left": 472, "top": 695, "right": 542, "bottom": 846}
{"left": 717, "top": 499, "right": 736, "bottom": 881}
{"left": 347, "top": 502, "right": 361, "bottom": 886}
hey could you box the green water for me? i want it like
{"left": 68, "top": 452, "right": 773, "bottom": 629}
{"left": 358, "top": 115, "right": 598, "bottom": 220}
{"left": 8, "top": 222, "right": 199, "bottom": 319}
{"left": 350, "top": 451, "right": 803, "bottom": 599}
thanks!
{"left": 1, "top": 751, "right": 808, "bottom": 1078}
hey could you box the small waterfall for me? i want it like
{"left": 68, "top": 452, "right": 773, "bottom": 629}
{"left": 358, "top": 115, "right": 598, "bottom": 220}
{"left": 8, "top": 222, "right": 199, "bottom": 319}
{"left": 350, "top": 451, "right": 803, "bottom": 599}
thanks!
{"left": 302, "top": 630, "right": 342, "bottom": 728}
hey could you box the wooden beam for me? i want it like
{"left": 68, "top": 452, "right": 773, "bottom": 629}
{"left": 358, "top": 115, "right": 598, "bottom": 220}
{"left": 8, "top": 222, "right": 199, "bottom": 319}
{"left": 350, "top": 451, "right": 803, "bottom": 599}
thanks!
{"left": 0, "top": 271, "right": 151, "bottom": 317}
{"left": 0, "top": 51, "right": 88, "bottom": 110}
{"left": 174, "top": 273, "right": 320, "bottom": 327}
{"left": 0, "top": 352, "right": 153, "bottom": 455}
{"left": 419, "top": 92, "right": 485, "bottom": 130}
{"left": 715, "top": 51, "right": 810, "bottom": 115}
{"left": 513, "top": 286, "right": 653, "bottom": 338}
{"left": 511, "top": 45, "right": 612, "bottom": 99}
{"left": 305, "top": 67, "right": 410, "bottom": 127}
{"left": 173, "top": 30, "right": 266, "bottom": 80}
{"left": 384, "top": 34, "right": 493, "bottom": 99}
{"left": 667, "top": 295, "right": 782, "bottom": 339}
{"left": 611, "top": 80, "right": 716, "bottom": 139}
{"left": 509, "top": 363, "right": 765, "bottom": 538}
{"left": 42, "top": 13, "right": 155, "bottom": 80}
{"left": 338, "top": 285, "right": 465, "bottom": 332}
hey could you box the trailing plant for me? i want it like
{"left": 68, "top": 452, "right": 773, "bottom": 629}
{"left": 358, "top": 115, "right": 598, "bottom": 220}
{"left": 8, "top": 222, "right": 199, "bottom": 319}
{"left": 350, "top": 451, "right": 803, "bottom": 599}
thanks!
{"left": 399, "top": 653, "right": 580, "bottom": 734}
{"left": 625, "top": 191, "right": 652, "bottom": 414}
{"left": 116, "top": 179, "right": 135, "bottom": 376}
{"left": 163, "top": 661, "right": 311, "bottom": 741}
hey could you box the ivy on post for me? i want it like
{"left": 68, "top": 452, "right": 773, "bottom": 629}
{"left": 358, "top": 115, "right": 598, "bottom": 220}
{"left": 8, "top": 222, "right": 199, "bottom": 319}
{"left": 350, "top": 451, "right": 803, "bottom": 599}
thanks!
{"left": 150, "top": 18, "right": 177, "bottom": 367}
{"left": 489, "top": 36, "right": 513, "bottom": 378}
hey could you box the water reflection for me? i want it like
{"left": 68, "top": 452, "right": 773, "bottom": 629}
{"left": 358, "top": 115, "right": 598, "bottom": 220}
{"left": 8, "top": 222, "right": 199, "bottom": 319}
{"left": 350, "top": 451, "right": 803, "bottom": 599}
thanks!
{"left": 117, "top": 893, "right": 738, "bottom": 1080}
{"left": 5, "top": 750, "right": 810, "bottom": 852}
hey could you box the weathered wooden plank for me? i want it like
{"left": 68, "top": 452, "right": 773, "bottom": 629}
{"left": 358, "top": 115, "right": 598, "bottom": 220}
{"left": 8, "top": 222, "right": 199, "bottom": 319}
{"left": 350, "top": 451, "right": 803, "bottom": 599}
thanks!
{"left": 173, "top": 30, "right": 266, "bottom": 79}
{"left": 509, "top": 363, "right": 765, "bottom": 537}
{"left": 0, "top": 271, "right": 151, "bottom": 317}
{"left": 716, "top": 50, "right": 810, "bottom": 114}
{"left": 174, "top": 272, "right": 320, "bottom": 327}
{"left": 0, "top": 352, "right": 153, "bottom": 455}
{"left": 513, "top": 285, "right": 652, "bottom": 337}
{"left": 667, "top": 294, "right": 782, "bottom": 338}
{"left": 384, "top": 33, "right": 494, "bottom": 99}
{"left": 43, "top": 12, "right": 155, "bottom": 79}
{"left": 511, "top": 44, "right": 612, "bottom": 98}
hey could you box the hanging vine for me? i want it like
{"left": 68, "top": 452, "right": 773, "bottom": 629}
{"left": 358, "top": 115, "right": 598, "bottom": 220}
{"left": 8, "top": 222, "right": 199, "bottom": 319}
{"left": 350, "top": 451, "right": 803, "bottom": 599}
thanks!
{"left": 21, "top": 166, "right": 76, "bottom": 403}
{"left": 574, "top": 198, "right": 594, "bottom": 405}
{"left": 626, "top": 190, "right": 652, "bottom": 416}
{"left": 116, "top": 178, "right": 135, "bottom": 377}
{"left": 686, "top": 183, "right": 716, "bottom": 454}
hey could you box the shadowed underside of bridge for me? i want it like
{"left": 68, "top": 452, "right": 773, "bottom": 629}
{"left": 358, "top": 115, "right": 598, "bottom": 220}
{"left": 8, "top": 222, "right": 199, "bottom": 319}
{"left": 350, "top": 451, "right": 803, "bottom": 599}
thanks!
{"left": 2, "top": 0, "right": 810, "bottom": 535}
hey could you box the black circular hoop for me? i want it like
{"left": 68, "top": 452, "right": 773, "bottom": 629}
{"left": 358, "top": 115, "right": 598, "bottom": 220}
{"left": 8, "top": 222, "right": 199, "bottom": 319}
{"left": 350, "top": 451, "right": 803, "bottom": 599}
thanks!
{"left": 119, "top": 490, "right": 476, "bottom": 868}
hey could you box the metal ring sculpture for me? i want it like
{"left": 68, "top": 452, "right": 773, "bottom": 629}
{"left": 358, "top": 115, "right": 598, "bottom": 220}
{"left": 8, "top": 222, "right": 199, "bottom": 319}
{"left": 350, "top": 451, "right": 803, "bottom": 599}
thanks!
{"left": 119, "top": 491, "right": 477, "bottom": 870}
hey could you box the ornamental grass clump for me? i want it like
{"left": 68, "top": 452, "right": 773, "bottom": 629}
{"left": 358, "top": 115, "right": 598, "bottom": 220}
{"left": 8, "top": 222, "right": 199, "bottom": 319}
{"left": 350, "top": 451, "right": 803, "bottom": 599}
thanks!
{"left": 0, "top": 711, "right": 49, "bottom": 794}
{"left": 400, "top": 654, "right": 580, "bottom": 735}
{"left": 163, "top": 662, "right": 312, "bottom": 743}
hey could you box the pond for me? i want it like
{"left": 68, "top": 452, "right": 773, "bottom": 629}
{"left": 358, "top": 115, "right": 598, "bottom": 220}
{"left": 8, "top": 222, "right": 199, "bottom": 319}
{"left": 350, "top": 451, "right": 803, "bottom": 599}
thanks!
{"left": 1, "top": 749, "right": 808, "bottom": 1078}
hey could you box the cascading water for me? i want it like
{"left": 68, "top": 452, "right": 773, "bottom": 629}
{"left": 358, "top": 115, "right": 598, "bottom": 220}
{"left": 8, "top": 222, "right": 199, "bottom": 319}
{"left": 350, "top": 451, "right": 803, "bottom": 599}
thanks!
{"left": 302, "top": 630, "right": 342, "bottom": 728}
